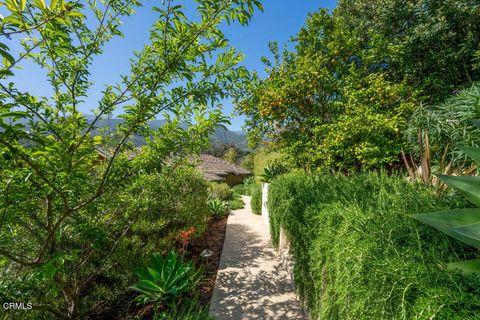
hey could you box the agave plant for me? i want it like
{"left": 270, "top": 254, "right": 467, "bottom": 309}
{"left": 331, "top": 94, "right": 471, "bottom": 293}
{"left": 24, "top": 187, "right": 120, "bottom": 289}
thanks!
{"left": 259, "top": 163, "right": 285, "bottom": 183}
{"left": 130, "top": 251, "right": 203, "bottom": 309}
{"left": 207, "top": 198, "right": 229, "bottom": 219}
{"left": 412, "top": 146, "right": 480, "bottom": 274}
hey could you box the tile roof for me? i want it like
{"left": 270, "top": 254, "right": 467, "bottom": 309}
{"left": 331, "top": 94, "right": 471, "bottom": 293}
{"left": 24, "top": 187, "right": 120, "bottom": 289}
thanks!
{"left": 203, "top": 171, "right": 226, "bottom": 182}
{"left": 197, "top": 154, "right": 251, "bottom": 180}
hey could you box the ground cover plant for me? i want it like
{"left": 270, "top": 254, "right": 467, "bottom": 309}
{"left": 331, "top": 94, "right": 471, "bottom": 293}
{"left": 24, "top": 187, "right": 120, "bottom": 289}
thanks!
{"left": 268, "top": 172, "right": 480, "bottom": 319}
{"left": 229, "top": 193, "right": 245, "bottom": 210}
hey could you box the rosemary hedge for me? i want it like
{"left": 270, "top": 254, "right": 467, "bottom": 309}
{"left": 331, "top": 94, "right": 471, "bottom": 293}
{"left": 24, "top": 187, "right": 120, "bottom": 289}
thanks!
{"left": 268, "top": 172, "right": 480, "bottom": 319}
{"left": 250, "top": 183, "right": 262, "bottom": 215}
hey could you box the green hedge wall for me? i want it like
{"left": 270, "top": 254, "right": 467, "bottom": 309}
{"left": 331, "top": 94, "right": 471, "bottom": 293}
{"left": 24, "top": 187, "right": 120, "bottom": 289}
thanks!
{"left": 268, "top": 172, "right": 480, "bottom": 320}
{"left": 250, "top": 183, "right": 262, "bottom": 215}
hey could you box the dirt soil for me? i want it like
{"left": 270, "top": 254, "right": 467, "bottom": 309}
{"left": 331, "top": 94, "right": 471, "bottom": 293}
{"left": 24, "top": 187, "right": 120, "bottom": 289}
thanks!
{"left": 184, "top": 215, "right": 229, "bottom": 306}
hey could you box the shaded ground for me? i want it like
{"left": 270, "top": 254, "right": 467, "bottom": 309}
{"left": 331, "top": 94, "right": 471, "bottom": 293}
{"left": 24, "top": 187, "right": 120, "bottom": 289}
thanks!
{"left": 209, "top": 196, "right": 305, "bottom": 320}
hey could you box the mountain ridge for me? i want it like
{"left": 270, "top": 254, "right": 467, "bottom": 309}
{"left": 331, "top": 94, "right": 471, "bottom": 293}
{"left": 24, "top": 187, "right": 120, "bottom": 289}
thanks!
{"left": 86, "top": 115, "right": 248, "bottom": 150}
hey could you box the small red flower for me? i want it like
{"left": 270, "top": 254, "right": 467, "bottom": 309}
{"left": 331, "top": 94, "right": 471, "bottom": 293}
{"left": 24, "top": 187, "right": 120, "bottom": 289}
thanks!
{"left": 179, "top": 226, "right": 195, "bottom": 249}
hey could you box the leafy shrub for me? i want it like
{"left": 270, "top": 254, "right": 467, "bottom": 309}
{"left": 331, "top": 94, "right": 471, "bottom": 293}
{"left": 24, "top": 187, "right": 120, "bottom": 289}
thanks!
{"left": 207, "top": 198, "right": 229, "bottom": 219}
{"left": 228, "top": 187, "right": 246, "bottom": 210}
{"left": 131, "top": 251, "right": 203, "bottom": 310}
{"left": 240, "top": 153, "right": 254, "bottom": 171}
{"left": 127, "top": 166, "right": 210, "bottom": 255}
{"left": 253, "top": 149, "right": 285, "bottom": 178}
{"left": 208, "top": 182, "right": 232, "bottom": 201}
{"left": 243, "top": 176, "right": 256, "bottom": 195}
{"left": 269, "top": 172, "right": 480, "bottom": 319}
{"left": 229, "top": 197, "right": 245, "bottom": 210}
{"left": 250, "top": 183, "right": 262, "bottom": 215}
{"left": 231, "top": 184, "right": 246, "bottom": 195}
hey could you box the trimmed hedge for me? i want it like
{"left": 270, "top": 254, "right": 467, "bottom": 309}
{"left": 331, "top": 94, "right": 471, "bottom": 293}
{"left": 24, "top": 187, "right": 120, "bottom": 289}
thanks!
{"left": 250, "top": 183, "right": 262, "bottom": 215}
{"left": 269, "top": 172, "right": 480, "bottom": 320}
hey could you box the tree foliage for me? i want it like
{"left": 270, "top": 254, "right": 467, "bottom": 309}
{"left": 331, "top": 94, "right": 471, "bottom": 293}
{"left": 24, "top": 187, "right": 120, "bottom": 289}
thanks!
{"left": 336, "top": 0, "right": 480, "bottom": 101}
{"left": 0, "top": 0, "right": 262, "bottom": 318}
{"left": 237, "top": 1, "right": 480, "bottom": 171}
{"left": 223, "top": 146, "right": 238, "bottom": 164}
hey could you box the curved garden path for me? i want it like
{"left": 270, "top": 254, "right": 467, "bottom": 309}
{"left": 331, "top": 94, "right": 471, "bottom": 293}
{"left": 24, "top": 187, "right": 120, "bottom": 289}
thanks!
{"left": 209, "top": 195, "right": 305, "bottom": 319}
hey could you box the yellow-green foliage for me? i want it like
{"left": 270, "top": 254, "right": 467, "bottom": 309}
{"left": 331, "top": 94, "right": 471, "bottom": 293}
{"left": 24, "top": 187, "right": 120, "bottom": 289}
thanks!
{"left": 240, "top": 153, "right": 254, "bottom": 171}
{"left": 250, "top": 183, "right": 262, "bottom": 215}
{"left": 253, "top": 149, "right": 285, "bottom": 179}
{"left": 269, "top": 172, "right": 480, "bottom": 319}
{"left": 208, "top": 182, "right": 232, "bottom": 201}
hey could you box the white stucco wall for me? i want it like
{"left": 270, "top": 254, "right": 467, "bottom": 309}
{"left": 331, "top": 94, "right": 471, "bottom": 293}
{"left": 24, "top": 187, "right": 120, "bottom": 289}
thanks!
{"left": 261, "top": 182, "right": 269, "bottom": 229}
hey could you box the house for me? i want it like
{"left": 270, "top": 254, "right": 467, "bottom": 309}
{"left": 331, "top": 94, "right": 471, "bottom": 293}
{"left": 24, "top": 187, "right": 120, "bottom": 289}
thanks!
{"left": 95, "top": 147, "right": 251, "bottom": 186}
{"left": 196, "top": 154, "right": 251, "bottom": 186}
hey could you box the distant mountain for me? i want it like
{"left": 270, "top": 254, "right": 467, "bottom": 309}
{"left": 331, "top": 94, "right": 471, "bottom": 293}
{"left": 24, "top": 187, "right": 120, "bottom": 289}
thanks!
{"left": 85, "top": 115, "right": 248, "bottom": 151}
{"left": 210, "top": 127, "right": 248, "bottom": 150}
{"left": 5, "top": 115, "right": 248, "bottom": 152}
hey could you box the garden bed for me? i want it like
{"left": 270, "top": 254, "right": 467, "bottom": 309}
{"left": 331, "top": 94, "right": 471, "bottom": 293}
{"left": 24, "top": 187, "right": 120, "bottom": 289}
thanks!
{"left": 128, "top": 215, "right": 229, "bottom": 319}
{"left": 185, "top": 215, "right": 229, "bottom": 307}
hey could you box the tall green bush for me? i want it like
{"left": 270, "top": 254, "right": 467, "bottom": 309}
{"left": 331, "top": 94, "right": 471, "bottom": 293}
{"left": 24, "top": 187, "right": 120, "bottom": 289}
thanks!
{"left": 269, "top": 172, "right": 480, "bottom": 319}
{"left": 253, "top": 149, "right": 285, "bottom": 178}
{"left": 250, "top": 183, "right": 262, "bottom": 215}
{"left": 127, "top": 165, "right": 210, "bottom": 254}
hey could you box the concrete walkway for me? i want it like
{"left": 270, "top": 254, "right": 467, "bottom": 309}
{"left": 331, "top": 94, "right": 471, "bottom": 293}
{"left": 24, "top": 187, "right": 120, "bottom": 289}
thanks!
{"left": 209, "top": 196, "right": 305, "bottom": 320}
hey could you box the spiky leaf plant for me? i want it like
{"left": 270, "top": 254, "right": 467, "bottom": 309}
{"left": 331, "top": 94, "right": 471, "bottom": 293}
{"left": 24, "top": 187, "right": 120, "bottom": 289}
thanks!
{"left": 413, "top": 146, "right": 480, "bottom": 274}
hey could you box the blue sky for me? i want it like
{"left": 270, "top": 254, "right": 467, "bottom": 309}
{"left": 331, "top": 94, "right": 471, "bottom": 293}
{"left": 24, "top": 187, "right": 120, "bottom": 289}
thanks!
{"left": 9, "top": 0, "right": 337, "bottom": 131}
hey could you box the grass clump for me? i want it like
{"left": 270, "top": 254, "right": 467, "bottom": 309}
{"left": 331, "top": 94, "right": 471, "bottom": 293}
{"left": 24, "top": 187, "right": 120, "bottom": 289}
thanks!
{"left": 269, "top": 171, "right": 480, "bottom": 320}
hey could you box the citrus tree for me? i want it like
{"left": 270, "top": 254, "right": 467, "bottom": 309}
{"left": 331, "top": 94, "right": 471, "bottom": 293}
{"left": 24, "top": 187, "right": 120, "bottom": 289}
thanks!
{"left": 236, "top": 9, "right": 415, "bottom": 171}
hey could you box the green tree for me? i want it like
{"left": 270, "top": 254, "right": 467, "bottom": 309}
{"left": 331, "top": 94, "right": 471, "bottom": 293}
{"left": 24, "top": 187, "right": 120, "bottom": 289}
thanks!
{"left": 0, "top": 0, "right": 262, "bottom": 318}
{"left": 236, "top": 9, "right": 415, "bottom": 171}
{"left": 223, "top": 146, "right": 239, "bottom": 164}
{"left": 237, "top": 1, "right": 480, "bottom": 171}
{"left": 336, "top": 0, "right": 480, "bottom": 101}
